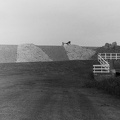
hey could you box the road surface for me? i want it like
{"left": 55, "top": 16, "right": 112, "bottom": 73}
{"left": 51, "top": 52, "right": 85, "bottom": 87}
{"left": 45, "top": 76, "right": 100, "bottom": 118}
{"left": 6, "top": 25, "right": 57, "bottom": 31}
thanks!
{"left": 0, "top": 74, "right": 120, "bottom": 120}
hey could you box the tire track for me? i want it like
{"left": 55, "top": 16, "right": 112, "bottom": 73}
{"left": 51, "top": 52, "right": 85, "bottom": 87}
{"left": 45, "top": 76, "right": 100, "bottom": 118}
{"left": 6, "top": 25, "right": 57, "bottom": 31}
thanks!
{"left": 38, "top": 89, "right": 63, "bottom": 120}
{"left": 28, "top": 88, "right": 55, "bottom": 120}
{"left": 0, "top": 77, "right": 104, "bottom": 120}
{"left": 73, "top": 88, "right": 103, "bottom": 120}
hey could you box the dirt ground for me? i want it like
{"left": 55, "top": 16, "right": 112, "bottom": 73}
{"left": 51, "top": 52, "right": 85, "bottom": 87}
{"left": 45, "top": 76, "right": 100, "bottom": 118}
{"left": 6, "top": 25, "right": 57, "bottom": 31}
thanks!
{"left": 0, "top": 61, "right": 120, "bottom": 120}
{"left": 0, "top": 75, "right": 120, "bottom": 120}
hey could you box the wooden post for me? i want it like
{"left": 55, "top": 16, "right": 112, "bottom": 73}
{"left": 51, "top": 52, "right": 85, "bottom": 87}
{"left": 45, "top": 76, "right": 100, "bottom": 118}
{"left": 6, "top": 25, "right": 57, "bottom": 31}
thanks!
{"left": 109, "top": 60, "right": 116, "bottom": 77}
{"left": 109, "top": 60, "right": 114, "bottom": 69}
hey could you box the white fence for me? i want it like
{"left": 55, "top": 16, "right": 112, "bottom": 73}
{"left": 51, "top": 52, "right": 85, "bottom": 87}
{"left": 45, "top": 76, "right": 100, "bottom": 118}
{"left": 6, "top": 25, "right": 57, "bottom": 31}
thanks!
{"left": 93, "top": 53, "right": 120, "bottom": 73}
{"left": 93, "top": 65, "right": 110, "bottom": 73}
{"left": 98, "top": 55, "right": 109, "bottom": 65}
{"left": 99, "top": 53, "right": 120, "bottom": 60}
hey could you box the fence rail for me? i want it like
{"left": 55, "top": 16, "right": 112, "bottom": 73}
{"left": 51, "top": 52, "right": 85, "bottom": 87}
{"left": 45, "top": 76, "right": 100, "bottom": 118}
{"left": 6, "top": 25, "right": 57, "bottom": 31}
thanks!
{"left": 93, "top": 65, "right": 110, "bottom": 73}
{"left": 99, "top": 53, "right": 120, "bottom": 60}
{"left": 98, "top": 55, "right": 109, "bottom": 65}
{"left": 93, "top": 53, "right": 120, "bottom": 73}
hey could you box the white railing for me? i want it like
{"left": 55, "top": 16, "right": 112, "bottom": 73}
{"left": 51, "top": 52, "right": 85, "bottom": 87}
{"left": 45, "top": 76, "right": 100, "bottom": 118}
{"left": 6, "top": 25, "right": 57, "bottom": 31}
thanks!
{"left": 93, "top": 53, "right": 120, "bottom": 73}
{"left": 93, "top": 53, "right": 110, "bottom": 73}
{"left": 93, "top": 65, "right": 110, "bottom": 73}
{"left": 99, "top": 53, "right": 120, "bottom": 60}
{"left": 98, "top": 55, "right": 109, "bottom": 65}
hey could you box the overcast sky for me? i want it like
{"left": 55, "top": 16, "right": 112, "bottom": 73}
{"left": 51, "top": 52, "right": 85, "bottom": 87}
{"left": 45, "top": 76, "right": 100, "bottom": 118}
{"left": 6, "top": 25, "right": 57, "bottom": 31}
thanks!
{"left": 0, "top": 0, "right": 120, "bottom": 46}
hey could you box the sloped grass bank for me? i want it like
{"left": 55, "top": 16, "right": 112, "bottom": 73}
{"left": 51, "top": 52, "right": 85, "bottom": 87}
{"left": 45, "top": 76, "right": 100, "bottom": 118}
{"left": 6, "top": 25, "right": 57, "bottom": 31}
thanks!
{"left": 85, "top": 75, "right": 120, "bottom": 97}
{"left": 93, "top": 77, "right": 120, "bottom": 96}
{"left": 0, "top": 45, "right": 17, "bottom": 63}
{"left": 39, "top": 46, "right": 69, "bottom": 61}
{"left": 84, "top": 59, "right": 120, "bottom": 96}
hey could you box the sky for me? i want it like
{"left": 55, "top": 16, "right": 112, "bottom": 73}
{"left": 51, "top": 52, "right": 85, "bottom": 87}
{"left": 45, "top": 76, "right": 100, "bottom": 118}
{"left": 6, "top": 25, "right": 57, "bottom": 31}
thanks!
{"left": 0, "top": 0, "right": 120, "bottom": 46}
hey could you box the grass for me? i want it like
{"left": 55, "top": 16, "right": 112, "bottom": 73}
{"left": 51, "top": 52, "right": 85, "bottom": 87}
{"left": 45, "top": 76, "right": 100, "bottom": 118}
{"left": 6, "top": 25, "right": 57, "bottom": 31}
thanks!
{"left": 0, "top": 45, "right": 17, "bottom": 63}
{"left": 93, "top": 77, "right": 120, "bottom": 96}
{"left": 0, "top": 60, "right": 95, "bottom": 88}
{"left": 0, "top": 60, "right": 94, "bottom": 75}
{"left": 38, "top": 46, "right": 69, "bottom": 61}
{"left": 2, "top": 59, "right": 120, "bottom": 97}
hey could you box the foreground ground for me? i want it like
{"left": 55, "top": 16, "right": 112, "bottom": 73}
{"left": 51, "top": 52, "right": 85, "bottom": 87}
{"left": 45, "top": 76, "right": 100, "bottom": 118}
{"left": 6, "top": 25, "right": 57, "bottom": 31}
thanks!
{"left": 0, "top": 61, "right": 120, "bottom": 120}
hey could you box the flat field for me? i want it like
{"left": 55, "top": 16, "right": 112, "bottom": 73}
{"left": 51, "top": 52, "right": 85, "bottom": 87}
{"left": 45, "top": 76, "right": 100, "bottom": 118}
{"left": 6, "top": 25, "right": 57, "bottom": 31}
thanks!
{"left": 0, "top": 60, "right": 120, "bottom": 120}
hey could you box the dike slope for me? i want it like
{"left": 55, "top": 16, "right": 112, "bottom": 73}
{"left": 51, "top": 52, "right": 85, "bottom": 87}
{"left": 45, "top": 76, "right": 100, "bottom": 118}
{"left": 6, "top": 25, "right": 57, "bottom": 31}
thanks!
{"left": 64, "top": 44, "right": 96, "bottom": 60}
{"left": 0, "top": 45, "right": 17, "bottom": 63}
{"left": 39, "top": 46, "right": 69, "bottom": 61}
{"left": 0, "top": 44, "right": 97, "bottom": 63}
{"left": 16, "top": 44, "right": 96, "bottom": 62}
{"left": 17, "top": 44, "right": 52, "bottom": 62}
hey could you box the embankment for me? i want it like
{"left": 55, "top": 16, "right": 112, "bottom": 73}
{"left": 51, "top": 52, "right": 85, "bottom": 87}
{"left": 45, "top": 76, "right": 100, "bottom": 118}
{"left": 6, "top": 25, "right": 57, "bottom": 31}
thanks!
{"left": 0, "top": 44, "right": 96, "bottom": 63}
